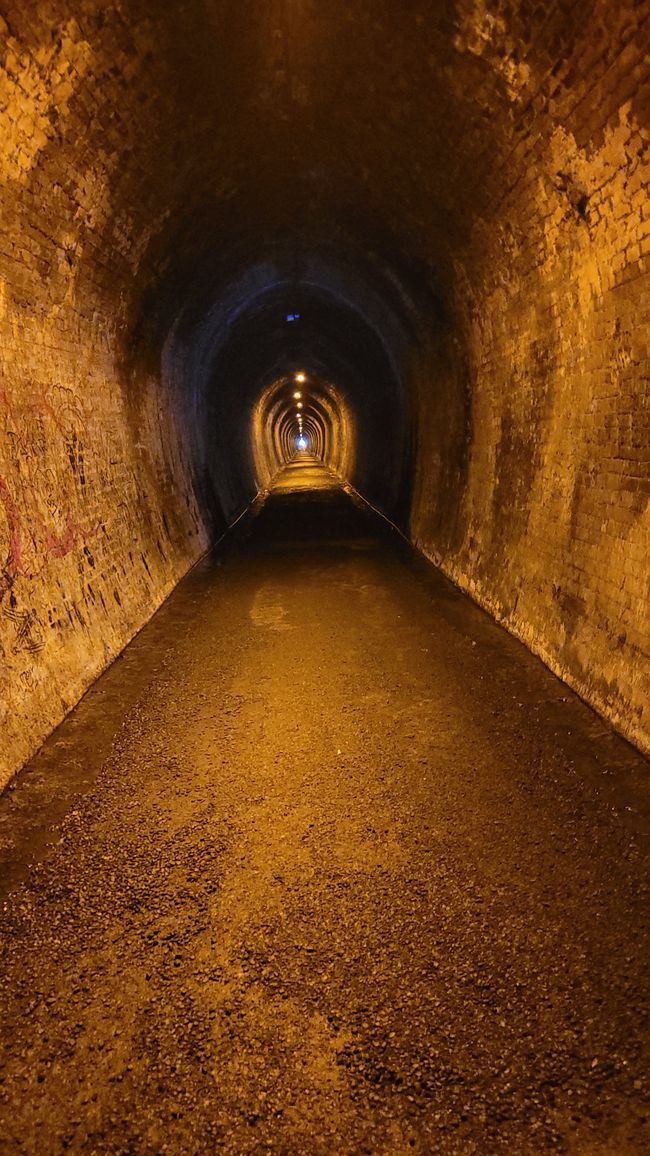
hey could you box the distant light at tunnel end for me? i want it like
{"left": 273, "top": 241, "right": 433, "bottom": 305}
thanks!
{"left": 295, "top": 435, "right": 309, "bottom": 450}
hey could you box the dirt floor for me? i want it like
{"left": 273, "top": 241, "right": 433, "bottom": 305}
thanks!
{"left": 1, "top": 461, "right": 649, "bottom": 1154}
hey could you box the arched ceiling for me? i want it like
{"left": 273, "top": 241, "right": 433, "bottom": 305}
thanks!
{"left": 7, "top": 0, "right": 642, "bottom": 338}
{"left": 3, "top": 0, "right": 644, "bottom": 533}
{"left": 5, "top": 0, "right": 557, "bottom": 338}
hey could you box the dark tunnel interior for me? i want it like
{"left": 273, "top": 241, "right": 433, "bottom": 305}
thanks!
{"left": 0, "top": 0, "right": 648, "bottom": 783}
{"left": 1, "top": 4, "right": 650, "bottom": 1149}
{"left": 130, "top": 208, "right": 449, "bottom": 534}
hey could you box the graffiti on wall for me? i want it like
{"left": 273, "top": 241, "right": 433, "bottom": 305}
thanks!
{"left": 5, "top": 605, "right": 45, "bottom": 655}
{"left": 0, "top": 383, "right": 99, "bottom": 654}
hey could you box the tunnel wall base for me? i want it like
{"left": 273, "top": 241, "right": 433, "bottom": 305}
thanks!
{"left": 411, "top": 116, "right": 649, "bottom": 757}
{"left": 0, "top": 340, "right": 208, "bottom": 790}
{"left": 425, "top": 550, "right": 648, "bottom": 758}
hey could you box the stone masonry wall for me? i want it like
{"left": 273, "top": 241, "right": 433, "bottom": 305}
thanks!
{"left": 0, "top": 12, "right": 208, "bottom": 787}
{"left": 411, "top": 26, "right": 650, "bottom": 754}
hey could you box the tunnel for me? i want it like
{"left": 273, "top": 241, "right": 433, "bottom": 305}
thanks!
{"left": 0, "top": 2, "right": 649, "bottom": 1152}
{"left": 1, "top": 0, "right": 648, "bottom": 780}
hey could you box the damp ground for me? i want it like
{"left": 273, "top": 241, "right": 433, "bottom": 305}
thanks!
{"left": 1, "top": 461, "right": 649, "bottom": 1154}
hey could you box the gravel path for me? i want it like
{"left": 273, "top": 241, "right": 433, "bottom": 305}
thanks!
{"left": 1, "top": 463, "right": 649, "bottom": 1154}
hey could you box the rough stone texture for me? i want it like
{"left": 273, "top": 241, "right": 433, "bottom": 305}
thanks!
{"left": 0, "top": 7, "right": 209, "bottom": 786}
{"left": 410, "top": 2, "right": 650, "bottom": 754}
{"left": 0, "top": 0, "right": 648, "bottom": 783}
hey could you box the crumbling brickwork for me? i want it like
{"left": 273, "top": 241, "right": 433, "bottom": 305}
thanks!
{"left": 411, "top": 2, "right": 649, "bottom": 753}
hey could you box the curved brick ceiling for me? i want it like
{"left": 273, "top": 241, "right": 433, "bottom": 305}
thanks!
{"left": 4, "top": 0, "right": 546, "bottom": 367}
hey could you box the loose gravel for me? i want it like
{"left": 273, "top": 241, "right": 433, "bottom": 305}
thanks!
{"left": 1, "top": 466, "right": 649, "bottom": 1154}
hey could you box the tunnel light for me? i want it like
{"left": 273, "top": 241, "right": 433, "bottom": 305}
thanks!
{"left": 295, "top": 373, "right": 306, "bottom": 383}
{"left": 293, "top": 391, "right": 302, "bottom": 399}
{"left": 296, "top": 402, "right": 303, "bottom": 409}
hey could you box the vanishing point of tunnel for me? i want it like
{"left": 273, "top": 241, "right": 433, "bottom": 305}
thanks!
{"left": 0, "top": 3, "right": 649, "bottom": 1154}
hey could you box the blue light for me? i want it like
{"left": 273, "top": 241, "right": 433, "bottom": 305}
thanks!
{"left": 286, "top": 312, "right": 300, "bottom": 322}
{"left": 295, "top": 435, "right": 309, "bottom": 450}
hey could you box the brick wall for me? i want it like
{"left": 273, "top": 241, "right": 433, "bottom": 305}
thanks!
{"left": 410, "top": 5, "right": 649, "bottom": 754}
{"left": 0, "top": 9, "right": 208, "bottom": 787}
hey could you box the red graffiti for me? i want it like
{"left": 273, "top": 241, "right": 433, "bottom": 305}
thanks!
{"left": 1, "top": 387, "right": 98, "bottom": 601}
{"left": 0, "top": 480, "right": 99, "bottom": 603}
{"left": 45, "top": 515, "right": 78, "bottom": 559}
